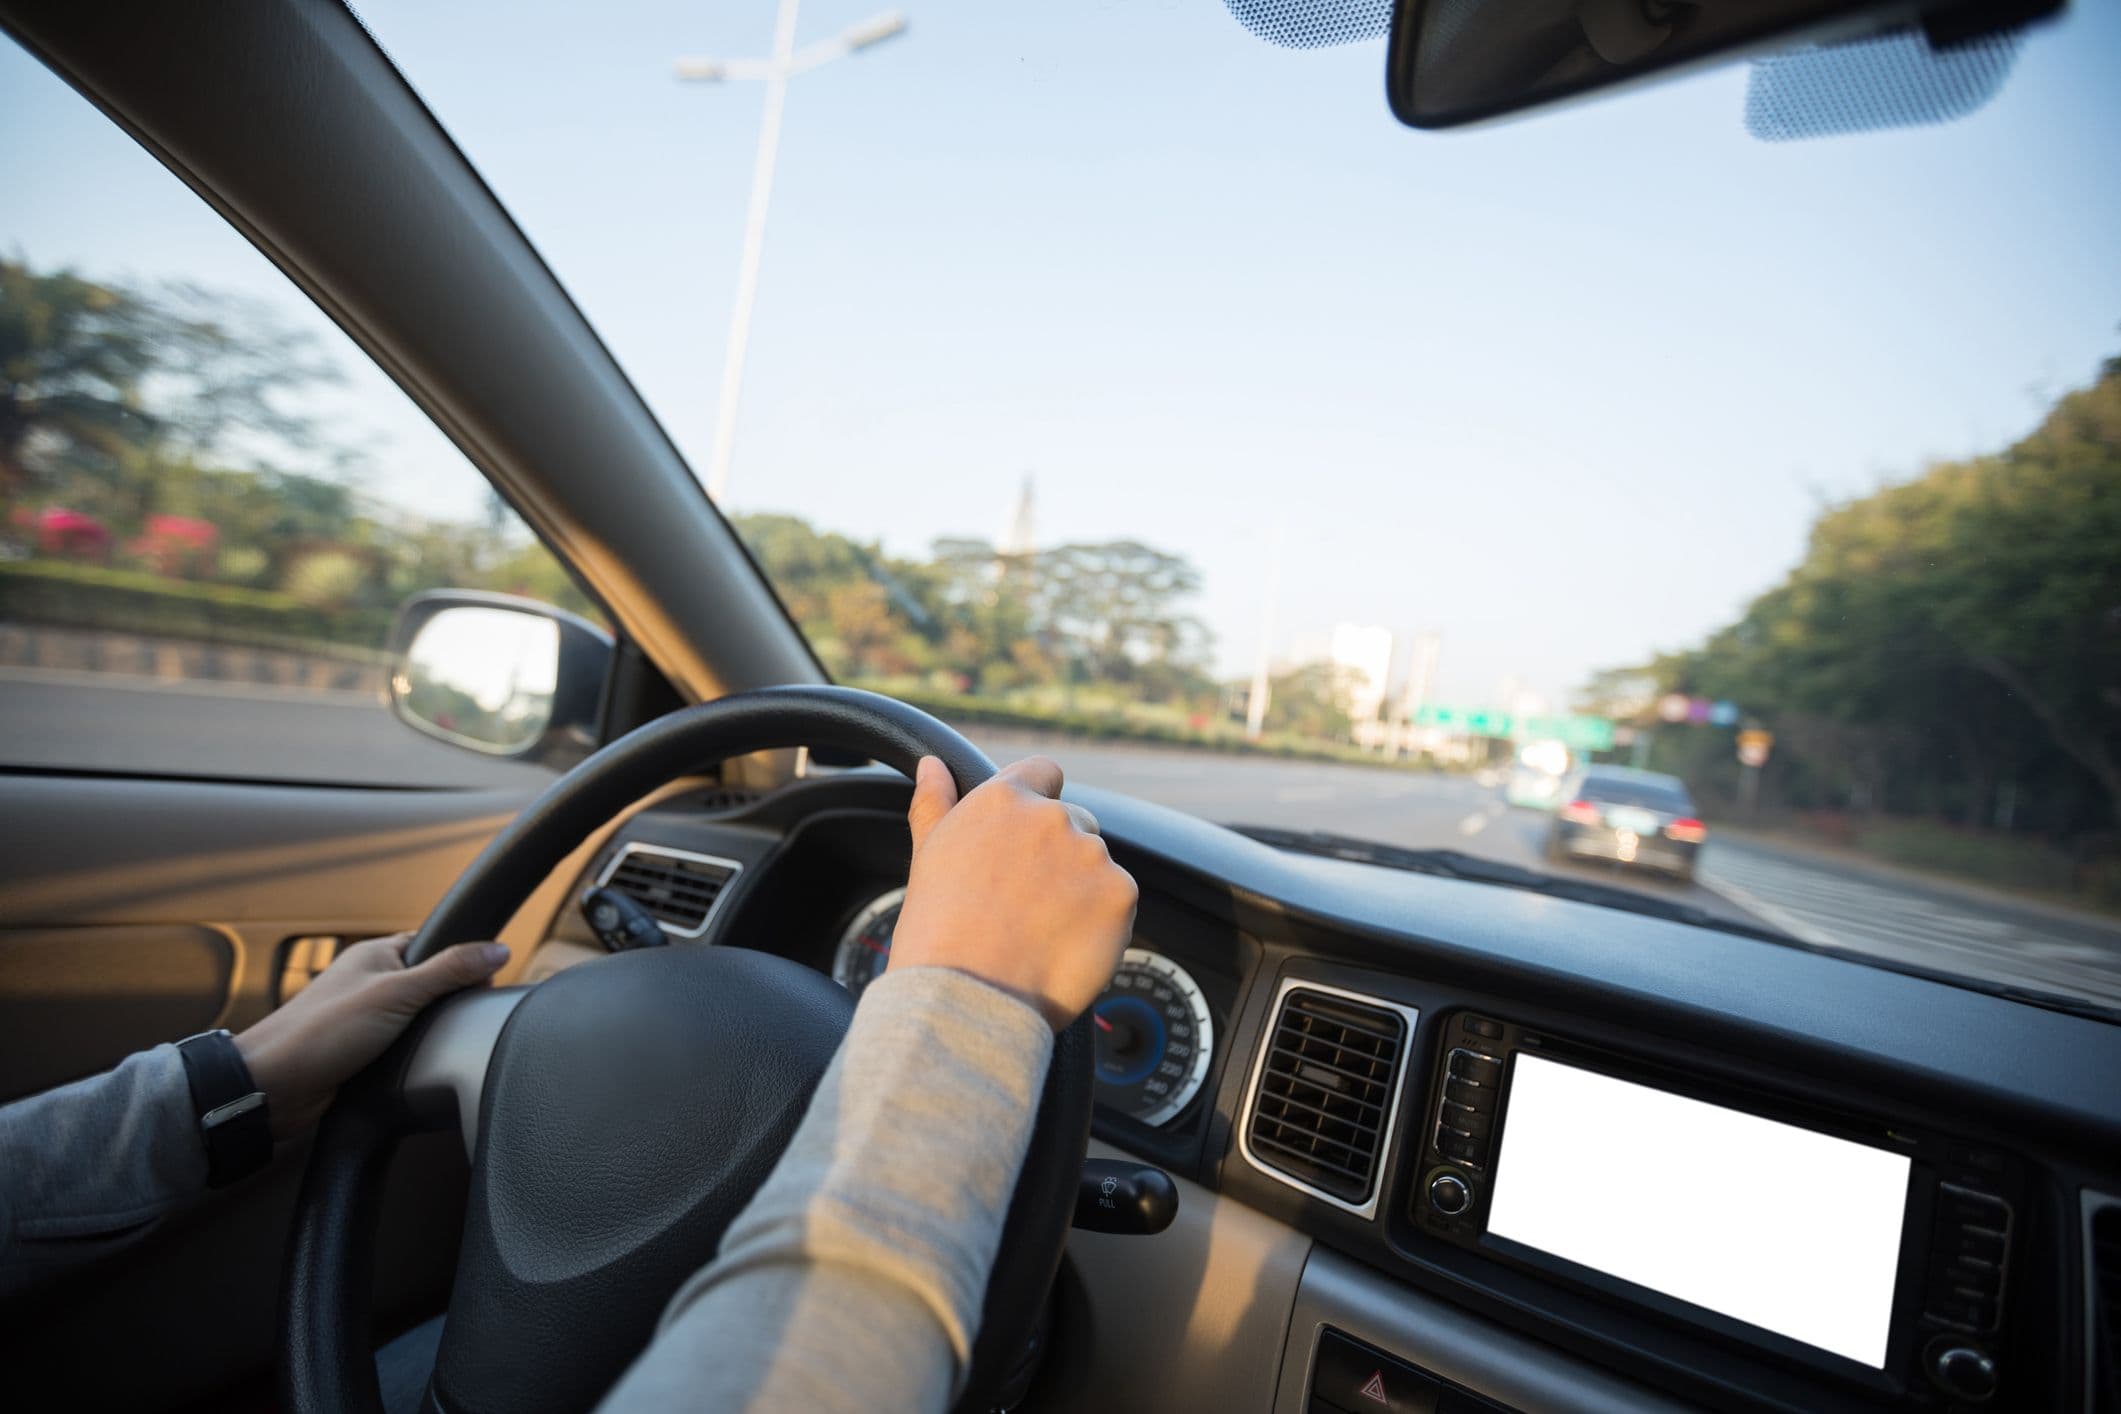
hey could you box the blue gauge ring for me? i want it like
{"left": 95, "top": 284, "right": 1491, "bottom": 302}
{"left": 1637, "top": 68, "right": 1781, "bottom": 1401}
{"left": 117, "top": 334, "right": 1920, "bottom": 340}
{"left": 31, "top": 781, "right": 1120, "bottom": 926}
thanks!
{"left": 1094, "top": 994, "right": 1170, "bottom": 1087}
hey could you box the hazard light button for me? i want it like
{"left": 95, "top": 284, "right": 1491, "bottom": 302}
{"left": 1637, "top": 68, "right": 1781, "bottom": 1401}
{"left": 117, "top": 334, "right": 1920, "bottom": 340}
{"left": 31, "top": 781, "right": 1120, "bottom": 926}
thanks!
{"left": 1311, "top": 1330, "right": 1441, "bottom": 1413}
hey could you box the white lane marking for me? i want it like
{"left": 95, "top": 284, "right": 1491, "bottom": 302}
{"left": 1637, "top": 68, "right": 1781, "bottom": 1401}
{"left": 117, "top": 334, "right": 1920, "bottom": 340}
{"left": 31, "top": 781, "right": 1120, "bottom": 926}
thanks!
{"left": 1457, "top": 811, "right": 1491, "bottom": 837}
{"left": 1697, "top": 846, "right": 2121, "bottom": 1005}
{"left": 0, "top": 665, "right": 381, "bottom": 710}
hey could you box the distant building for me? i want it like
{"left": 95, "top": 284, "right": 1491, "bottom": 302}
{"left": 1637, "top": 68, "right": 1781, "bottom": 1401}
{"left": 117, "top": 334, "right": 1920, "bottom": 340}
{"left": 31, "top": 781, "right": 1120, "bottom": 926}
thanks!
{"left": 1331, "top": 622, "right": 1395, "bottom": 726}
{"left": 1000, "top": 474, "right": 1036, "bottom": 558}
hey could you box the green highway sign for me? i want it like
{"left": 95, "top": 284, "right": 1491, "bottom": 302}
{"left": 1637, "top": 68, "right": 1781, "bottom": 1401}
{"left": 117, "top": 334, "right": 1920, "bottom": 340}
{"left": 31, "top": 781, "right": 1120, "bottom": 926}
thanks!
{"left": 1412, "top": 705, "right": 1615, "bottom": 752}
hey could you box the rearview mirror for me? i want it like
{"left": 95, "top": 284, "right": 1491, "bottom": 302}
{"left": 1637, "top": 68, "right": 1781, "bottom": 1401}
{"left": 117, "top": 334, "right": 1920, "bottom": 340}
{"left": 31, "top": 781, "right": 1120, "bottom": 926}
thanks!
{"left": 1385, "top": 0, "right": 2058, "bottom": 128}
{"left": 387, "top": 591, "right": 612, "bottom": 768}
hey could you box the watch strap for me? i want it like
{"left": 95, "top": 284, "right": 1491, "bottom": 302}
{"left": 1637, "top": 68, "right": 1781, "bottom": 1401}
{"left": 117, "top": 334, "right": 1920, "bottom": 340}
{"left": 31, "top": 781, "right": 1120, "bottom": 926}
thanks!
{"left": 175, "top": 1029, "right": 273, "bottom": 1187}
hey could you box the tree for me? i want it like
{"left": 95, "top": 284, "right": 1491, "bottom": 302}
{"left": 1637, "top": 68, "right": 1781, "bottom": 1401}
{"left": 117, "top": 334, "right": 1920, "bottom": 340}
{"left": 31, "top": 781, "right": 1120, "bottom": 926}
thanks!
{"left": 1590, "top": 362, "right": 2121, "bottom": 834}
{"left": 1037, "top": 539, "right": 1212, "bottom": 692}
{"left": 1260, "top": 661, "right": 1365, "bottom": 741}
{"left": 1, "top": 256, "right": 341, "bottom": 502}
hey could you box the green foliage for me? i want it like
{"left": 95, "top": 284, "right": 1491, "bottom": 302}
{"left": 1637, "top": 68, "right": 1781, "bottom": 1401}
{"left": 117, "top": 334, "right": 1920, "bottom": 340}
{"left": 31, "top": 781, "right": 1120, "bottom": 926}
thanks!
{"left": 0, "top": 255, "right": 602, "bottom": 643}
{"left": 1596, "top": 363, "right": 2121, "bottom": 848}
{"left": 1259, "top": 660, "right": 1365, "bottom": 741}
{"left": 0, "top": 557, "right": 389, "bottom": 653}
{"left": 729, "top": 513, "right": 1219, "bottom": 709}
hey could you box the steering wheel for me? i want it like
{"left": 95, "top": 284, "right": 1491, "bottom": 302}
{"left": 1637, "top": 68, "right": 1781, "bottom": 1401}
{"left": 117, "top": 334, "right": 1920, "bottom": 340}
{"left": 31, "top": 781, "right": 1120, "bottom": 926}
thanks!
{"left": 278, "top": 686, "right": 1094, "bottom": 1414}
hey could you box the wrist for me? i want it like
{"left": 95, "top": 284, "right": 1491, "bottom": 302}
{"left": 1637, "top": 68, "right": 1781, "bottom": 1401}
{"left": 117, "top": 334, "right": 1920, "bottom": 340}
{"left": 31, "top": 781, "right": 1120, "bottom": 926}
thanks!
{"left": 233, "top": 1023, "right": 303, "bottom": 1140}
{"left": 175, "top": 1029, "right": 276, "bottom": 1185}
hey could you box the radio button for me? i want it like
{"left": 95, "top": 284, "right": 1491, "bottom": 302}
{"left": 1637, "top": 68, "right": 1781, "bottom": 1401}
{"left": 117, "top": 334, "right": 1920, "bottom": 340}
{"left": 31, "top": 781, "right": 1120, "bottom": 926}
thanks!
{"left": 1928, "top": 1343, "right": 1998, "bottom": 1403}
{"left": 1437, "top": 1131, "right": 1485, "bottom": 1165}
{"left": 1439, "top": 1102, "right": 1492, "bottom": 1137}
{"left": 1463, "top": 1016, "right": 1503, "bottom": 1040}
{"left": 1938, "top": 1186, "right": 2009, "bottom": 1233}
{"left": 1444, "top": 1077, "right": 1490, "bottom": 1111}
{"left": 1428, "top": 1171, "right": 1473, "bottom": 1217}
{"left": 1447, "top": 1050, "right": 1502, "bottom": 1087}
{"left": 1923, "top": 1293, "right": 1997, "bottom": 1331}
{"left": 1937, "top": 1225, "right": 2006, "bottom": 1265}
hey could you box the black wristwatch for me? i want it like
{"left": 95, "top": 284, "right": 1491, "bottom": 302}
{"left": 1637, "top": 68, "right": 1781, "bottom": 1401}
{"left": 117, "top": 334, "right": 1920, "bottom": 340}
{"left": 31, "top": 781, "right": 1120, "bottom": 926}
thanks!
{"left": 175, "top": 1029, "right": 274, "bottom": 1187}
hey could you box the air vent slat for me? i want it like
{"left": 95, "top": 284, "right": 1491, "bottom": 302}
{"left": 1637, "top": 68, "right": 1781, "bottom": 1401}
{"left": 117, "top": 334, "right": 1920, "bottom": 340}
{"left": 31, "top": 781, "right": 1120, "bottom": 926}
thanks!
{"left": 600, "top": 846, "right": 740, "bottom": 936}
{"left": 1256, "top": 1085, "right": 1386, "bottom": 1131}
{"left": 1262, "top": 1075, "right": 1388, "bottom": 1124}
{"left": 1244, "top": 984, "right": 1408, "bottom": 1209}
{"left": 1281, "top": 1004, "right": 1402, "bottom": 1043}
{"left": 1265, "top": 1043, "right": 1394, "bottom": 1095}
{"left": 1250, "top": 1138, "right": 1374, "bottom": 1184}
{"left": 1250, "top": 1119, "right": 1378, "bottom": 1165}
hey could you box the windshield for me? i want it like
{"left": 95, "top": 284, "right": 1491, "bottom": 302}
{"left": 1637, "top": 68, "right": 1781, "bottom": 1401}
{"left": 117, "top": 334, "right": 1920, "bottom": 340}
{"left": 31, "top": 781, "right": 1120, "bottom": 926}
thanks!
{"left": 9, "top": 1, "right": 2117, "bottom": 1015}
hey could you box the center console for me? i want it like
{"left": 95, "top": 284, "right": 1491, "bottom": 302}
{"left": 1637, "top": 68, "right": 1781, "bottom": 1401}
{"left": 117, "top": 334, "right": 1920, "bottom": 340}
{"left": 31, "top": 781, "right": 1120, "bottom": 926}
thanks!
{"left": 1411, "top": 1011, "right": 2022, "bottom": 1410}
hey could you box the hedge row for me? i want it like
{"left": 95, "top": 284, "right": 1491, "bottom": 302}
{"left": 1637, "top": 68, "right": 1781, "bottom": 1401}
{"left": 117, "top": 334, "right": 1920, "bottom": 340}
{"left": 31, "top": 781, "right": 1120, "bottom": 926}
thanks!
{"left": 867, "top": 682, "right": 1447, "bottom": 773}
{"left": 0, "top": 559, "right": 390, "bottom": 658}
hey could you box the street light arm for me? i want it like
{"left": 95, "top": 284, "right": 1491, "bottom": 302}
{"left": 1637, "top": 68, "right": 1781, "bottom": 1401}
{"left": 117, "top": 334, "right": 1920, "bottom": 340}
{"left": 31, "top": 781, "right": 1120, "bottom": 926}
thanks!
{"left": 786, "top": 9, "right": 907, "bottom": 76}
{"left": 675, "top": 56, "right": 784, "bottom": 82}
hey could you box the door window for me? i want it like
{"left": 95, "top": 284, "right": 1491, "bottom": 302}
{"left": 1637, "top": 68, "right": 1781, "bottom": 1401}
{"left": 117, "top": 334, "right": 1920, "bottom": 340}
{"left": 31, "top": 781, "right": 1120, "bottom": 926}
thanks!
{"left": 0, "top": 34, "right": 599, "bottom": 786}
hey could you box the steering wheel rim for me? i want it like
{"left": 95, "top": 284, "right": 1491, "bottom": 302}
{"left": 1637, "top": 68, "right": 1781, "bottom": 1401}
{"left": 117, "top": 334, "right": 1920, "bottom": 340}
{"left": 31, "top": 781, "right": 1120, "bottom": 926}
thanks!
{"left": 279, "top": 685, "right": 1094, "bottom": 1414}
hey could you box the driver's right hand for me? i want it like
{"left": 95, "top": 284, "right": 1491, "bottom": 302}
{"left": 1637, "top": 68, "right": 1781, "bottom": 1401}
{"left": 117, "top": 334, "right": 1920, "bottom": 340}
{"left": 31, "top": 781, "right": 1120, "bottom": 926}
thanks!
{"left": 889, "top": 755, "right": 1138, "bottom": 1031}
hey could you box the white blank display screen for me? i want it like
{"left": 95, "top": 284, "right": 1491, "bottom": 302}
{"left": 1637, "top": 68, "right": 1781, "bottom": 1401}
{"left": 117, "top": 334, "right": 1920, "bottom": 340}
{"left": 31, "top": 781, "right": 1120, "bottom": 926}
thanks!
{"left": 1486, "top": 1054, "right": 1911, "bottom": 1367}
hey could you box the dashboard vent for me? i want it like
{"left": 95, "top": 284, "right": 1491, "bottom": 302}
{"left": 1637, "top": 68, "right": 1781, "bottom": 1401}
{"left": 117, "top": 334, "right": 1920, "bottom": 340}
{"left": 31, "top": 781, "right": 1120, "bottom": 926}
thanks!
{"left": 2093, "top": 1198, "right": 2121, "bottom": 1412}
{"left": 598, "top": 844, "right": 741, "bottom": 938}
{"left": 1246, "top": 984, "right": 1409, "bottom": 1209}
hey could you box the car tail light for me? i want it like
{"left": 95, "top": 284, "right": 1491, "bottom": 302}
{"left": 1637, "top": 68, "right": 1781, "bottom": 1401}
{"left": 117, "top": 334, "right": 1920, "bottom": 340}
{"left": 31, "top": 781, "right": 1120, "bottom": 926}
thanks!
{"left": 1558, "top": 800, "right": 1602, "bottom": 825}
{"left": 1666, "top": 817, "right": 1708, "bottom": 843}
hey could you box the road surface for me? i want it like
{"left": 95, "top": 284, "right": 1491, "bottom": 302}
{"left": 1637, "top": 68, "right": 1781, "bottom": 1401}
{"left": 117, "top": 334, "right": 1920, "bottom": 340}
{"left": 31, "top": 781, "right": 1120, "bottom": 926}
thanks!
{"left": 5, "top": 670, "right": 2117, "bottom": 1011}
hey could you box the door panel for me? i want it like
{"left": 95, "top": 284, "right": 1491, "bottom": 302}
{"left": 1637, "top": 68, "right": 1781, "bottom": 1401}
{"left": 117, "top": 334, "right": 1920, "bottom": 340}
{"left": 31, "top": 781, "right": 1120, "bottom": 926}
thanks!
{"left": 0, "top": 925, "right": 235, "bottom": 1101}
{"left": 0, "top": 772, "right": 546, "bottom": 1408}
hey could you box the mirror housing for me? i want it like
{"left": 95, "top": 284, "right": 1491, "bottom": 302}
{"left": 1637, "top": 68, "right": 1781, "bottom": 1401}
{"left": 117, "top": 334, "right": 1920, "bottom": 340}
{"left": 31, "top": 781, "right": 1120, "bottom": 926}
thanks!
{"left": 387, "top": 591, "right": 612, "bottom": 769}
{"left": 1385, "top": 0, "right": 2058, "bottom": 129}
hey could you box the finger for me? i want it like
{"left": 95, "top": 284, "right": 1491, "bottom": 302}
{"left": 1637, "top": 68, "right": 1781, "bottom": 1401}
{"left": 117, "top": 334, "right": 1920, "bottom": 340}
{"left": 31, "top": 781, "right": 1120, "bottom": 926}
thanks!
{"left": 1062, "top": 802, "right": 1100, "bottom": 836}
{"left": 390, "top": 941, "right": 510, "bottom": 1009}
{"left": 907, "top": 756, "right": 960, "bottom": 853}
{"left": 998, "top": 755, "right": 1065, "bottom": 800}
{"left": 334, "top": 933, "right": 412, "bottom": 974}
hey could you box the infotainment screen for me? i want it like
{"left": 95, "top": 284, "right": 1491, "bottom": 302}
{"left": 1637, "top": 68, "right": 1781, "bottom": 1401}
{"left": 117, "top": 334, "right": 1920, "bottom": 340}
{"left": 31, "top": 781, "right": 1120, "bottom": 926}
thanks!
{"left": 1486, "top": 1054, "right": 1911, "bottom": 1367}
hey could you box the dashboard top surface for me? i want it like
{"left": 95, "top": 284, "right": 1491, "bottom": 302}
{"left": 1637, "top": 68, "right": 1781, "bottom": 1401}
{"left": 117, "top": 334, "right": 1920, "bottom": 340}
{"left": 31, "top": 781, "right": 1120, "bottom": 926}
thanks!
{"left": 1065, "top": 781, "right": 2121, "bottom": 1146}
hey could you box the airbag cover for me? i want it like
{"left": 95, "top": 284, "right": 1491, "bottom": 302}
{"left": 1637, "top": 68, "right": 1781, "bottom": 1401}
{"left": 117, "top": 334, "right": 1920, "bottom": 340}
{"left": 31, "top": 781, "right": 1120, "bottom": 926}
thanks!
{"left": 430, "top": 946, "right": 854, "bottom": 1414}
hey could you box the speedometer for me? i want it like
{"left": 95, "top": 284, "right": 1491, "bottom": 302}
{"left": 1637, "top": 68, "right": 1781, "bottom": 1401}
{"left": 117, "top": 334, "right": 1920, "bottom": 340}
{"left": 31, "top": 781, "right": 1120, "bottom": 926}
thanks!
{"left": 1092, "top": 948, "right": 1213, "bottom": 1128}
{"left": 832, "top": 901, "right": 1214, "bottom": 1128}
{"left": 830, "top": 886, "right": 904, "bottom": 999}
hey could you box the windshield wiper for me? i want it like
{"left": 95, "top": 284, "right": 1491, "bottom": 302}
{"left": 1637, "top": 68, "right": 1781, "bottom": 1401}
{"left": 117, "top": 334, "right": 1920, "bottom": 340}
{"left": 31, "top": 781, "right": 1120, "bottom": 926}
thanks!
{"left": 1227, "top": 825, "right": 1799, "bottom": 945}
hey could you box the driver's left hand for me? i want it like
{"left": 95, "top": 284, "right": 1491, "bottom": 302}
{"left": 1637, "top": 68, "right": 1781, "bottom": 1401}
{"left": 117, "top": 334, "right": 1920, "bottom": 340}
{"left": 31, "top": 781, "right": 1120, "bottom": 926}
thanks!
{"left": 234, "top": 933, "right": 510, "bottom": 1138}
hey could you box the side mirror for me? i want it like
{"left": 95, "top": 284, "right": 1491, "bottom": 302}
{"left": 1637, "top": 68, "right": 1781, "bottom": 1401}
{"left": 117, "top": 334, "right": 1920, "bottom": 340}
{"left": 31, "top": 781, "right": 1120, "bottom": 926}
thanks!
{"left": 386, "top": 591, "right": 612, "bottom": 769}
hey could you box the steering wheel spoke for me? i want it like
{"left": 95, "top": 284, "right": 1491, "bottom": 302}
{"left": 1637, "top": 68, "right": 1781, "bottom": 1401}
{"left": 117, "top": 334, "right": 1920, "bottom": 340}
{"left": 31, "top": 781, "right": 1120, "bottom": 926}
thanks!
{"left": 397, "top": 985, "right": 528, "bottom": 1157}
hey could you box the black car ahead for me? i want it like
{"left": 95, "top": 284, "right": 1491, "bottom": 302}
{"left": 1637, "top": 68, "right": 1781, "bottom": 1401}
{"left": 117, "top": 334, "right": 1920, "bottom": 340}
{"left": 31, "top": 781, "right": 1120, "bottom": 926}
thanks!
{"left": 1545, "top": 766, "right": 1707, "bottom": 881}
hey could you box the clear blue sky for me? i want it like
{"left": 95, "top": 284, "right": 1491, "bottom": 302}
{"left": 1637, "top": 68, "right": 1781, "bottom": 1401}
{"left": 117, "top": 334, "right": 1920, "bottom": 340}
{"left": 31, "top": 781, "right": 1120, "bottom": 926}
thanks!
{"left": 7, "top": 1, "right": 2118, "bottom": 705}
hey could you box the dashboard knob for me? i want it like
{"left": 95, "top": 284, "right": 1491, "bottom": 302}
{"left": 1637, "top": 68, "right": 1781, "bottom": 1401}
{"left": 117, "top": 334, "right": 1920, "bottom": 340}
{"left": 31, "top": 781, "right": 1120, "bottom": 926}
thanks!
{"left": 1930, "top": 1344, "right": 1997, "bottom": 1402}
{"left": 1428, "top": 1171, "right": 1472, "bottom": 1217}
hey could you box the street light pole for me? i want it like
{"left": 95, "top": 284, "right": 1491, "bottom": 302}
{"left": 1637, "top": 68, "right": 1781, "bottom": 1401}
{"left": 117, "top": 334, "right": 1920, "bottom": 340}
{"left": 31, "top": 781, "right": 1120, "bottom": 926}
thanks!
{"left": 676, "top": 4, "right": 908, "bottom": 507}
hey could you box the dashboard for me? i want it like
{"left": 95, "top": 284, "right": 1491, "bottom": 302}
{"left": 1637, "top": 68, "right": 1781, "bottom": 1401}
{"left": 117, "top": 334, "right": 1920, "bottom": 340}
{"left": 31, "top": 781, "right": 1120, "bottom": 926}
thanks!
{"left": 548, "top": 769, "right": 2121, "bottom": 1414}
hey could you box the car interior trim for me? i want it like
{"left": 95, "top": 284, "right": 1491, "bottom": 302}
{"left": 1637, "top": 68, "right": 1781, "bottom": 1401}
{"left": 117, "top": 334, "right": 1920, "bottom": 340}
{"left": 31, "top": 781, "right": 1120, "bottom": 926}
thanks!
{"left": 1271, "top": 1244, "right": 1696, "bottom": 1414}
{"left": 592, "top": 841, "right": 747, "bottom": 941}
{"left": 2082, "top": 1188, "right": 2118, "bottom": 1414}
{"left": 1060, "top": 1139, "right": 1315, "bottom": 1414}
{"left": 1235, "top": 973, "right": 1422, "bottom": 1220}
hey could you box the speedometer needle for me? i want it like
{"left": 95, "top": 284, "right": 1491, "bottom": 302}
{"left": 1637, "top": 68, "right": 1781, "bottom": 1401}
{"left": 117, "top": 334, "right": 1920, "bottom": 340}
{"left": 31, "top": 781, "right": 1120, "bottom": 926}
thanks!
{"left": 1093, "top": 1013, "right": 1114, "bottom": 1033}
